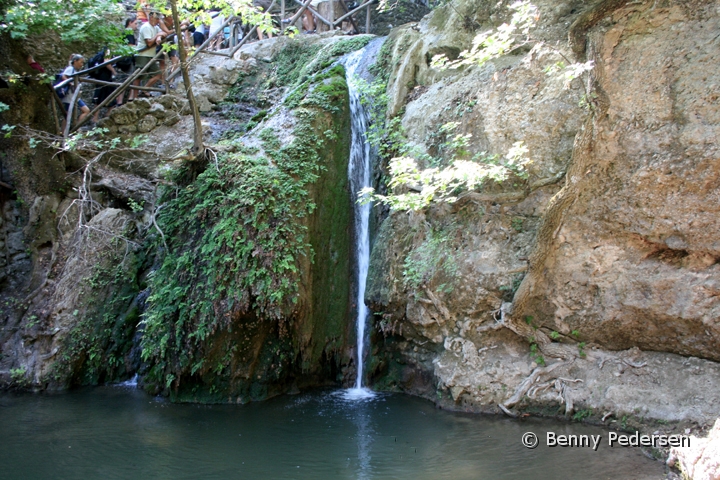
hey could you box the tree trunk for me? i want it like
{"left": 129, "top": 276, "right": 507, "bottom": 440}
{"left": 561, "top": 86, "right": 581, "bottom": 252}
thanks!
{"left": 169, "top": 0, "right": 205, "bottom": 158}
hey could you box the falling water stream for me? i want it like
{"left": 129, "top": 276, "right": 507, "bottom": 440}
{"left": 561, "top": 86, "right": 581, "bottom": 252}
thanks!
{"left": 343, "top": 42, "right": 381, "bottom": 399}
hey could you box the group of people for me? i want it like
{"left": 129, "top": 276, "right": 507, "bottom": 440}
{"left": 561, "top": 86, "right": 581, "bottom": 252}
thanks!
{"left": 55, "top": 0, "right": 350, "bottom": 128}
{"left": 56, "top": 6, "right": 212, "bottom": 127}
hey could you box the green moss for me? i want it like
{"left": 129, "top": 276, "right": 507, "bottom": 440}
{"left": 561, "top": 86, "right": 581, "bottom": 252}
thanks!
{"left": 271, "top": 35, "right": 373, "bottom": 90}
{"left": 250, "top": 109, "right": 268, "bottom": 123}
{"left": 402, "top": 224, "right": 458, "bottom": 294}
{"left": 272, "top": 42, "right": 323, "bottom": 87}
{"left": 328, "top": 36, "right": 373, "bottom": 56}
{"left": 368, "top": 36, "right": 396, "bottom": 84}
{"left": 140, "top": 66, "right": 352, "bottom": 400}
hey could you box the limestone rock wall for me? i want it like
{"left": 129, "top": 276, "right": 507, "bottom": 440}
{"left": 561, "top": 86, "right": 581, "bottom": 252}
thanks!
{"left": 366, "top": 0, "right": 720, "bottom": 428}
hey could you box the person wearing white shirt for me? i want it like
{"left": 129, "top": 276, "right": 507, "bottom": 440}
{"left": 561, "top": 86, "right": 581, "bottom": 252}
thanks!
{"left": 136, "top": 12, "right": 166, "bottom": 90}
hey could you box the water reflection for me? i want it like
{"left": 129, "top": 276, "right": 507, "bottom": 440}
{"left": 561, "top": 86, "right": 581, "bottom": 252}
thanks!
{"left": 0, "top": 387, "right": 664, "bottom": 479}
{"left": 354, "top": 401, "right": 373, "bottom": 480}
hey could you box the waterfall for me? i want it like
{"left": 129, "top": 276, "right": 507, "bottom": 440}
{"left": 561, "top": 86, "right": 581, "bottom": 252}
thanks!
{"left": 343, "top": 42, "right": 381, "bottom": 399}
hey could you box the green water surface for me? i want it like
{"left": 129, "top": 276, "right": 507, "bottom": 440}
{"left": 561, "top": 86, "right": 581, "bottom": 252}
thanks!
{"left": 0, "top": 387, "right": 664, "bottom": 479}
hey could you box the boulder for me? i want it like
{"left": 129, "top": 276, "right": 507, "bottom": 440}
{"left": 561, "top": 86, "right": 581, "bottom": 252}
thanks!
{"left": 669, "top": 419, "right": 720, "bottom": 480}
{"left": 137, "top": 114, "right": 158, "bottom": 133}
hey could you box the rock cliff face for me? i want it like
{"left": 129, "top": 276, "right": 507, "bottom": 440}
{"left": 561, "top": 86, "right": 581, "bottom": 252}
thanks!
{"left": 0, "top": 33, "right": 369, "bottom": 400}
{"left": 366, "top": 0, "right": 720, "bottom": 427}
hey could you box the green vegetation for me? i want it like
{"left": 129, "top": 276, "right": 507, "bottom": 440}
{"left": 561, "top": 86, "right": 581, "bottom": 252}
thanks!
{"left": 270, "top": 36, "right": 372, "bottom": 90}
{"left": 272, "top": 42, "right": 324, "bottom": 87}
{"left": 10, "top": 367, "right": 28, "bottom": 387}
{"left": 142, "top": 126, "right": 321, "bottom": 386}
{"left": 140, "top": 66, "right": 351, "bottom": 395}
{"left": 0, "top": 0, "right": 274, "bottom": 47}
{"left": 572, "top": 408, "right": 593, "bottom": 422}
{"left": 1, "top": 0, "right": 126, "bottom": 44}
{"left": 357, "top": 36, "right": 534, "bottom": 211}
{"left": 402, "top": 226, "right": 458, "bottom": 293}
{"left": 357, "top": 1, "right": 596, "bottom": 212}
{"left": 529, "top": 341, "right": 545, "bottom": 366}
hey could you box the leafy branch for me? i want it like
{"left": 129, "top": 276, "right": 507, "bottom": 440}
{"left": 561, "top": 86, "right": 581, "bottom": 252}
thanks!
{"left": 360, "top": 141, "right": 531, "bottom": 210}
{"left": 1, "top": 0, "right": 127, "bottom": 44}
{"left": 431, "top": 1, "right": 594, "bottom": 96}
{"left": 359, "top": 1, "right": 595, "bottom": 212}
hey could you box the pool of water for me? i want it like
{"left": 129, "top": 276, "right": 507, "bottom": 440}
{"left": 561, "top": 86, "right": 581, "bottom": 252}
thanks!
{"left": 0, "top": 386, "right": 665, "bottom": 479}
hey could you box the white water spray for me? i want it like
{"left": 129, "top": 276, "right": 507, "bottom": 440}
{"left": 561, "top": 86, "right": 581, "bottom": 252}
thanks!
{"left": 343, "top": 46, "right": 376, "bottom": 400}
{"left": 116, "top": 374, "right": 138, "bottom": 388}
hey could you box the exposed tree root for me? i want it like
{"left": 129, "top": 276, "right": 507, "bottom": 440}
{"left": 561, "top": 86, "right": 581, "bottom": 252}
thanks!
{"left": 499, "top": 360, "right": 588, "bottom": 416}
{"left": 423, "top": 286, "right": 452, "bottom": 324}
{"left": 501, "top": 360, "right": 570, "bottom": 410}
{"left": 150, "top": 204, "right": 168, "bottom": 250}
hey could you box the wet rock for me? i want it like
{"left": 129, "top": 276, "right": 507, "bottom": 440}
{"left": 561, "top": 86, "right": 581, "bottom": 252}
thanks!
{"left": 23, "top": 195, "right": 60, "bottom": 251}
{"left": 93, "top": 165, "right": 155, "bottom": 205}
{"left": 137, "top": 114, "right": 158, "bottom": 133}
{"left": 367, "top": 0, "right": 720, "bottom": 427}
{"left": 148, "top": 103, "right": 166, "bottom": 120}
{"left": 238, "top": 57, "right": 257, "bottom": 74}
{"left": 6, "top": 232, "right": 24, "bottom": 253}
{"left": 194, "top": 92, "right": 214, "bottom": 113}
{"left": 11, "top": 252, "right": 28, "bottom": 262}
{"left": 110, "top": 106, "right": 136, "bottom": 126}
{"left": 208, "top": 64, "right": 241, "bottom": 85}
{"left": 118, "top": 125, "right": 138, "bottom": 135}
{"left": 163, "top": 113, "right": 180, "bottom": 127}
{"left": 156, "top": 95, "right": 179, "bottom": 111}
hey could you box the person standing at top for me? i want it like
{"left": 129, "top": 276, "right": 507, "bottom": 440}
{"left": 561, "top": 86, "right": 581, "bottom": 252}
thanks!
{"left": 209, "top": 11, "right": 225, "bottom": 50}
{"left": 135, "top": 0, "right": 150, "bottom": 23}
{"left": 116, "top": 17, "right": 140, "bottom": 104}
{"left": 159, "top": 14, "right": 179, "bottom": 81}
{"left": 136, "top": 11, "right": 166, "bottom": 91}
{"left": 90, "top": 47, "right": 118, "bottom": 123}
{"left": 187, "top": 25, "right": 204, "bottom": 47}
{"left": 61, "top": 54, "right": 90, "bottom": 125}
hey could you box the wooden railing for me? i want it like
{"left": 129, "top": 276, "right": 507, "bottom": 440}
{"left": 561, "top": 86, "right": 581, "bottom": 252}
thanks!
{"left": 57, "top": 0, "right": 374, "bottom": 136}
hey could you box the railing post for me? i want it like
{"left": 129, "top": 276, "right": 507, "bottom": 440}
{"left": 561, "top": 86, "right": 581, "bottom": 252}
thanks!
{"left": 281, "top": 0, "right": 286, "bottom": 34}
{"left": 163, "top": 52, "right": 168, "bottom": 94}
{"left": 366, "top": 2, "right": 370, "bottom": 34}
{"left": 72, "top": 77, "right": 80, "bottom": 124}
{"left": 50, "top": 96, "right": 61, "bottom": 134}
{"left": 63, "top": 81, "right": 82, "bottom": 138}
